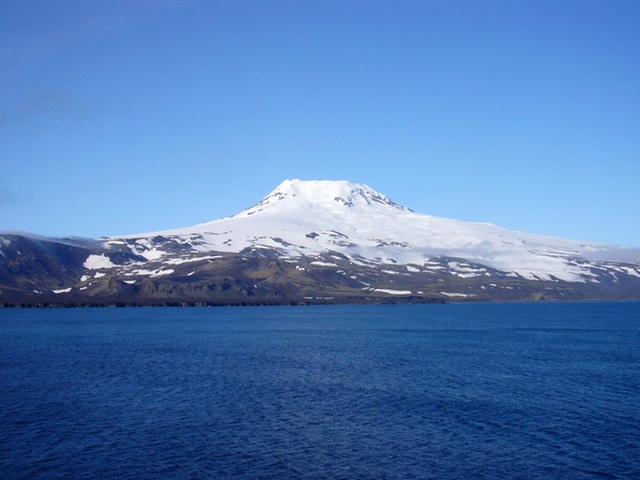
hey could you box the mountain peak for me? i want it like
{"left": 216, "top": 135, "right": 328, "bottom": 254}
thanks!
{"left": 237, "top": 179, "right": 408, "bottom": 217}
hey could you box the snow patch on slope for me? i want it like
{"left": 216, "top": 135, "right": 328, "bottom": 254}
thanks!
{"left": 84, "top": 254, "right": 115, "bottom": 269}
{"left": 112, "top": 179, "right": 637, "bottom": 283}
{"left": 373, "top": 289, "right": 412, "bottom": 295}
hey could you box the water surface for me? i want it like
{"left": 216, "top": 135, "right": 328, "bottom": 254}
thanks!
{"left": 1, "top": 303, "right": 639, "bottom": 479}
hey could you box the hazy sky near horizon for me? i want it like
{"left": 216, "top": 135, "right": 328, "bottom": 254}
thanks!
{"left": 1, "top": 0, "right": 639, "bottom": 245}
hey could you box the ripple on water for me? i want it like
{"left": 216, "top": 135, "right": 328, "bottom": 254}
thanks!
{"left": 1, "top": 303, "right": 639, "bottom": 479}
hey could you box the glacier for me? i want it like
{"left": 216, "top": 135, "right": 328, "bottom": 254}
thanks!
{"left": 115, "top": 179, "right": 637, "bottom": 283}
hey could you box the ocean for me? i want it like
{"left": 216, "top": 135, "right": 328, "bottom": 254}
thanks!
{"left": 1, "top": 303, "right": 639, "bottom": 479}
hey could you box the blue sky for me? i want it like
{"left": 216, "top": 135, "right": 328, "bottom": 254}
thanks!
{"left": 1, "top": 0, "right": 638, "bottom": 245}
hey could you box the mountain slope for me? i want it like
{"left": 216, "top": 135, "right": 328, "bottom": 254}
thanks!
{"left": 120, "top": 179, "right": 638, "bottom": 282}
{"left": 1, "top": 180, "right": 639, "bottom": 306}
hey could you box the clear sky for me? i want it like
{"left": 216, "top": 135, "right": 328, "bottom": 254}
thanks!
{"left": 1, "top": 0, "right": 638, "bottom": 246}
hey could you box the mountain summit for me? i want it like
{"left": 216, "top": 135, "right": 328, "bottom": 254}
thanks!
{"left": 236, "top": 179, "right": 409, "bottom": 215}
{"left": 1, "top": 179, "right": 639, "bottom": 306}
{"left": 155, "top": 179, "right": 409, "bottom": 234}
{"left": 128, "top": 179, "right": 634, "bottom": 283}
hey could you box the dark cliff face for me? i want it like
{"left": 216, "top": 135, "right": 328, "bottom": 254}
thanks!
{"left": 1, "top": 233, "right": 640, "bottom": 307}
{"left": 0, "top": 235, "right": 90, "bottom": 291}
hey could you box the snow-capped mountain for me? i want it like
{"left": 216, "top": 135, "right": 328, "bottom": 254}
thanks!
{"left": 1, "top": 180, "right": 639, "bottom": 306}
{"left": 118, "top": 179, "right": 637, "bottom": 283}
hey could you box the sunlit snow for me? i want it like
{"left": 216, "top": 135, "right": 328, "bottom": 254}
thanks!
{"left": 373, "top": 289, "right": 412, "bottom": 295}
{"left": 310, "top": 261, "right": 338, "bottom": 267}
{"left": 440, "top": 292, "right": 473, "bottom": 298}
{"left": 84, "top": 254, "right": 115, "bottom": 269}
{"left": 107, "top": 179, "right": 637, "bottom": 283}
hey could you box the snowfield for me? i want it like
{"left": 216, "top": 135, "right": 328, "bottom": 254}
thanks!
{"left": 83, "top": 254, "right": 116, "bottom": 269}
{"left": 106, "top": 179, "right": 639, "bottom": 284}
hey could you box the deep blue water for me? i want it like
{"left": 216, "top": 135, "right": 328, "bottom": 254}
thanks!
{"left": 1, "top": 302, "right": 639, "bottom": 479}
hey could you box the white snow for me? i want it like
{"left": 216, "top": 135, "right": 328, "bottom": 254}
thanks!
{"left": 310, "top": 261, "right": 338, "bottom": 267}
{"left": 622, "top": 267, "right": 640, "bottom": 278}
{"left": 440, "top": 292, "right": 472, "bottom": 298}
{"left": 125, "top": 239, "right": 167, "bottom": 261}
{"left": 452, "top": 272, "right": 482, "bottom": 278}
{"left": 350, "top": 258, "right": 375, "bottom": 267}
{"left": 103, "top": 179, "right": 637, "bottom": 283}
{"left": 53, "top": 288, "right": 72, "bottom": 294}
{"left": 106, "top": 240, "right": 126, "bottom": 246}
{"left": 141, "top": 249, "right": 165, "bottom": 260}
{"left": 373, "top": 289, "right": 412, "bottom": 295}
{"left": 83, "top": 254, "right": 115, "bottom": 269}
{"left": 123, "top": 280, "right": 136, "bottom": 284}
{"left": 125, "top": 268, "right": 174, "bottom": 277}
{"left": 164, "top": 255, "right": 222, "bottom": 265}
